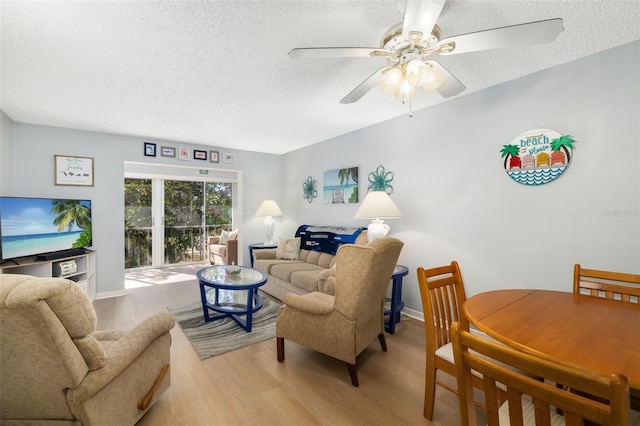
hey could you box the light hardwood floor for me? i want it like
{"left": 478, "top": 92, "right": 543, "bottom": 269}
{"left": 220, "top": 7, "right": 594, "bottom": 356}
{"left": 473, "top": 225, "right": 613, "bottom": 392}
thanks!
{"left": 93, "top": 264, "right": 484, "bottom": 426}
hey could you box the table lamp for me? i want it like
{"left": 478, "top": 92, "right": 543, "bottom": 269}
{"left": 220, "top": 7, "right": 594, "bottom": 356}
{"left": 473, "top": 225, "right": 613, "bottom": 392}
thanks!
{"left": 354, "top": 191, "right": 403, "bottom": 242}
{"left": 255, "top": 200, "right": 284, "bottom": 245}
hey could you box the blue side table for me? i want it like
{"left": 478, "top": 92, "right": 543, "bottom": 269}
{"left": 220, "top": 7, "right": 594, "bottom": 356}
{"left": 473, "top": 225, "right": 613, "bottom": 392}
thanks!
{"left": 248, "top": 243, "right": 278, "bottom": 267}
{"left": 384, "top": 265, "right": 409, "bottom": 334}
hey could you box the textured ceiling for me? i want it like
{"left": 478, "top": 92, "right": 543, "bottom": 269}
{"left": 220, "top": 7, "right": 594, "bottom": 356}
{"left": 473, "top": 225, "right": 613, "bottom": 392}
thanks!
{"left": 1, "top": 1, "right": 639, "bottom": 154}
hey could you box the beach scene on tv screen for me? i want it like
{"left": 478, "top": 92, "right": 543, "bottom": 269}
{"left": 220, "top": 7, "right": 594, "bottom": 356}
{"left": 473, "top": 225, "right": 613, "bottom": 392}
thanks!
{"left": 1, "top": 198, "right": 92, "bottom": 259}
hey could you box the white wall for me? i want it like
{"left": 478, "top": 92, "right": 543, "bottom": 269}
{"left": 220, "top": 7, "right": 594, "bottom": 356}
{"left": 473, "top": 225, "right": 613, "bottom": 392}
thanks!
{"left": 9, "top": 125, "right": 281, "bottom": 295}
{"left": 282, "top": 41, "right": 640, "bottom": 314}
{"left": 0, "top": 111, "right": 14, "bottom": 194}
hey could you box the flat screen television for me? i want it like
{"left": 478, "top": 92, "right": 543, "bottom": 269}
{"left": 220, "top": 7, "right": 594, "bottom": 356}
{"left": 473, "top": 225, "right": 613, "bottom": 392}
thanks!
{"left": 0, "top": 196, "right": 92, "bottom": 261}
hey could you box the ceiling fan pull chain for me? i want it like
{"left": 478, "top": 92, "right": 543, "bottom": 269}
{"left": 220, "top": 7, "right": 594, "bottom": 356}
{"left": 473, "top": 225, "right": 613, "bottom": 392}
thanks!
{"left": 409, "top": 91, "right": 413, "bottom": 118}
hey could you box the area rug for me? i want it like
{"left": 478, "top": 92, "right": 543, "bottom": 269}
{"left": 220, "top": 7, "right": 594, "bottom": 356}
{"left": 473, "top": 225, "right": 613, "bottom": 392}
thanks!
{"left": 167, "top": 299, "right": 279, "bottom": 360}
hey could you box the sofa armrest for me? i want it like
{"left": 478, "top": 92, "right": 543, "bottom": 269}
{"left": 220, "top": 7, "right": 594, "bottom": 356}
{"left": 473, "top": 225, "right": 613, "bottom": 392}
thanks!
{"left": 208, "top": 236, "right": 221, "bottom": 245}
{"left": 253, "top": 249, "right": 276, "bottom": 261}
{"left": 226, "top": 239, "right": 238, "bottom": 265}
{"left": 282, "top": 292, "right": 334, "bottom": 315}
{"left": 67, "top": 311, "right": 175, "bottom": 403}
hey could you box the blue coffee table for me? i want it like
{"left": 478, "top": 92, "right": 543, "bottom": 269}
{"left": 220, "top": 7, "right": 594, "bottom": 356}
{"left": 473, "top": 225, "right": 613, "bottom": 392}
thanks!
{"left": 197, "top": 265, "right": 267, "bottom": 332}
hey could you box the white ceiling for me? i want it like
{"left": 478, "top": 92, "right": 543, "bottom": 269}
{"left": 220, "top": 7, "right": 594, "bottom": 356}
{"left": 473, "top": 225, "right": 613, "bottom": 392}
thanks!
{"left": 1, "top": 1, "right": 639, "bottom": 155}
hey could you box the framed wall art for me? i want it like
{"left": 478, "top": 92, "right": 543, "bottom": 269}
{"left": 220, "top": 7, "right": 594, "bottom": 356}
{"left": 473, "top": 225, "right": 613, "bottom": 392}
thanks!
{"left": 178, "top": 147, "right": 189, "bottom": 161}
{"left": 54, "top": 155, "right": 95, "bottom": 186}
{"left": 323, "top": 167, "right": 358, "bottom": 204}
{"left": 209, "top": 150, "right": 220, "bottom": 163}
{"left": 161, "top": 146, "right": 176, "bottom": 158}
{"left": 222, "top": 152, "right": 235, "bottom": 163}
{"left": 144, "top": 142, "right": 156, "bottom": 157}
{"left": 194, "top": 150, "right": 207, "bottom": 160}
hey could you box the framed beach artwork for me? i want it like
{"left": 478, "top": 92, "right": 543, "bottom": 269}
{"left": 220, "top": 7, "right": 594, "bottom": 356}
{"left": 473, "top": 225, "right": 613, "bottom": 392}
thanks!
{"left": 323, "top": 167, "right": 358, "bottom": 204}
{"left": 144, "top": 142, "right": 156, "bottom": 157}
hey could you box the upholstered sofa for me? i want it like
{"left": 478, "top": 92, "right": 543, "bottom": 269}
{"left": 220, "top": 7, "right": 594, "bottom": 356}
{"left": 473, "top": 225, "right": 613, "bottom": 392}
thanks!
{"left": 0, "top": 274, "right": 174, "bottom": 425}
{"left": 253, "top": 225, "right": 367, "bottom": 301}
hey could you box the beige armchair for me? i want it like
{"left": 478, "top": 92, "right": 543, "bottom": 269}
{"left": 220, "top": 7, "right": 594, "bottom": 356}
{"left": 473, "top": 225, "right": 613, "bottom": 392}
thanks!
{"left": 208, "top": 232, "right": 238, "bottom": 265}
{"left": 0, "top": 274, "right": 174, "bottom": 425}
{"left": 276, "top": 237, "right": 404, "bottom": 386}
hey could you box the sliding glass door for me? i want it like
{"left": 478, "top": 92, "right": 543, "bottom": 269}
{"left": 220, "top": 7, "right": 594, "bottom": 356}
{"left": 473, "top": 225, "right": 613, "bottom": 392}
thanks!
{"left": 124, "top": 178, "right": 153, "bottom": 268}
{"left": 124, "top": 178, "right": 233, "bottom": 269}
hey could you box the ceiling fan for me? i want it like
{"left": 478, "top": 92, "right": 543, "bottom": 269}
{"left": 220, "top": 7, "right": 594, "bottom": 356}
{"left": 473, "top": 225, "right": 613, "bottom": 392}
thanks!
{"left": 289, "top": 0, "right": 564, "bottom": 105}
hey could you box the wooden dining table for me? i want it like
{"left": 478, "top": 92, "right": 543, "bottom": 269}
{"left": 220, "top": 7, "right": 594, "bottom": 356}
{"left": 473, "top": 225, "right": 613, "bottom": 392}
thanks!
{"left": 463, "top": 289, "right": 640, "bottom": 392}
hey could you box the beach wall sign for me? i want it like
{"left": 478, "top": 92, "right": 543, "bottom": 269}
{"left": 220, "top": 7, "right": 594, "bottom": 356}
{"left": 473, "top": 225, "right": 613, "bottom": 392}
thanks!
{"left": 501, "top": 129, "right": 574, "bottom": 186}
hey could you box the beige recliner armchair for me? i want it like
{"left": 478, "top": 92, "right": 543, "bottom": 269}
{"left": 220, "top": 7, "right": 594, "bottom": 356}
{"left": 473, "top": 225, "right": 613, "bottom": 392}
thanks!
{"left": 276, "top": 237, "right": 404, "bottom": 386}
{"left": 208, "top": 231, "right": 238, "bottom": 265}
{"left": 0, "top": 274, "right": 174, "bottom": 425}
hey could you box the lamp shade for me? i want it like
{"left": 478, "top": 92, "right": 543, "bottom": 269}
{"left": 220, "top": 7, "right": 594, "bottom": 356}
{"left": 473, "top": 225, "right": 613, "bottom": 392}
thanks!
{"left": 255, "top": 200, "right": 283, "bottom": 245}
{"left": 255, "top": 200, "right": 284, "bottom": 217}
{"left": 354, "top": 191, "right": 403, "bottom": 242}
{"left": 354, "top": 191, "right": 403, "bottom": 220}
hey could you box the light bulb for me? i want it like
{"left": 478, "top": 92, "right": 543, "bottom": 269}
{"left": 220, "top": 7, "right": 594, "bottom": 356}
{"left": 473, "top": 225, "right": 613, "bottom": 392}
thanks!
{"left": 400, "top": 78, "right": 415, "bottom": 99}
{"left": 378, "top": 67, "right": 404, "bottom": 97}
{"left": 406, "top": 59, "right": 429, "bottom": 87}
{"left": 421, "top": 64, "right": 445, "bottom": 93}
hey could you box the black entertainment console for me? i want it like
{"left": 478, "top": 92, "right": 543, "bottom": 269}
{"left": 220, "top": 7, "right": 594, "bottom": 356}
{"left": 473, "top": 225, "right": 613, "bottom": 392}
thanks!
{"left": 35, "top": 248, "right": 90, "bottom": 261}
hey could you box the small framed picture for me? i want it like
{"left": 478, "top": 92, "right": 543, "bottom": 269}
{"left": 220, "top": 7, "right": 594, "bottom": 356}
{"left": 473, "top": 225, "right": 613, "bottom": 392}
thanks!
{"left": 222, "top": 152, "right": 235, "bottom": 163}
{"left": 194, "top": 150, "right": 207, "bottom": 160}
{"left": 178, "top": 147, "right": 189, "bottom": 161}
{"left": 55, "top": 155, "right": 94, "bottom": 186}
{"left": 144, "top": 142, "right": 156, "bottom": 157}
{"left": 209, "top": 150, "right": 220, "bottom": 163}
{"left": 161, "top": 146, "right": 176, "bottom": 158}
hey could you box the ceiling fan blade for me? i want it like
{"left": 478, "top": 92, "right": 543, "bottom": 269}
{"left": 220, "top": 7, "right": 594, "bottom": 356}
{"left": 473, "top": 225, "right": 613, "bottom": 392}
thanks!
{"left": 425, "top": 60, "right": 465, "bottom": 98}
{"left": 289, "top": 47, "right": 391, "bottom": 58}
{"left": 437, "top": 18, "right": 564, "bottom": 55}
{"left": 402, "top": 0, "right": 446, "bottom": 40}
{"left": 340, "top": 67, "right": 389, "bottom": 104}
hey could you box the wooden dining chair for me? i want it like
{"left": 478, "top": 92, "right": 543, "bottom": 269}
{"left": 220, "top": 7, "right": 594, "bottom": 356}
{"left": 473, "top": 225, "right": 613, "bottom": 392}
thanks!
{"left": 574, "top": 264, "right": 640, "bottom": 303}
{"left": 417, "top": 261, "right": 502, "bottom": 420}
{"left": 451, "top": 321, "right": 632, "bottom": 426}
{"left": 574, "top": 264, "right": 640, "bottom": 411}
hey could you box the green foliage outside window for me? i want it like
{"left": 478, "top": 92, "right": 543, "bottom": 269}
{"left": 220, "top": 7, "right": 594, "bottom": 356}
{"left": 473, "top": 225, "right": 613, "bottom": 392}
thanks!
{"left": 124, "top": 178, "right": 232, "bottom": 268}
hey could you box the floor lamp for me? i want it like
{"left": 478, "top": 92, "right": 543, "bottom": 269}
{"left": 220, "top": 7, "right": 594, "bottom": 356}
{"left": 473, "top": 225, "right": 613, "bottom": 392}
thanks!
{"left": 255, "top": 200, "right": 284, "bottom": 245}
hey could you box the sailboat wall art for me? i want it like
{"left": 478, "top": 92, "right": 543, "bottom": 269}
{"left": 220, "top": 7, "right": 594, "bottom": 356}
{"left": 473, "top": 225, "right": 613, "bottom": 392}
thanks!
{"left": 501, "top": 129, "right": 574, "bottom": 186}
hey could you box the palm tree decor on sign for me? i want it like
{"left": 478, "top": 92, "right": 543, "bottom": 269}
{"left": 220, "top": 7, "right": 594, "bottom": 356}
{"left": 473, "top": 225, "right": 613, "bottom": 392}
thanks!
{"left": 550, "top": 134, "right": 575, "bottom": 163}
{"left": 367, "top": 165, "right": 394, "bottom": 194}
{"left": 302, "top": 176, "right": 318, "bottom": 203}
{"left": 500, "top": 144, "right": 520, "bottom": 169}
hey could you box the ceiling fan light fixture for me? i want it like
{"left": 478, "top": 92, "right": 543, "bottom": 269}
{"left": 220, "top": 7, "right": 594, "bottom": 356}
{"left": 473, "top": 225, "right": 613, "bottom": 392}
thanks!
{"left": 405, "top": 58, "right": 429, "bottom": 86}
{"left": 421, "top": 64, "right": 445, "bottom": 93}
{"left": 378, "top": 66, "right": 405, "bottom": 97}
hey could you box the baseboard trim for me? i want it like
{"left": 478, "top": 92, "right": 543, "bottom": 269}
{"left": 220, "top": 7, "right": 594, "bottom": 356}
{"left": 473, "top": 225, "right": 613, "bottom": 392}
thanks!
{"left": 402, "top": 306, "right": 424, "bottom": 322}
{"left": 95, "top": 289, "right": 127, "bottom": 300}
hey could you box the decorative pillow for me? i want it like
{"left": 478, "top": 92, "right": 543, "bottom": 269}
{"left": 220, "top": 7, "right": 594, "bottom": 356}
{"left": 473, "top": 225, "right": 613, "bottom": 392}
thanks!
{"left": 276, "top": 237, "right": 301, "bottom": 260}
{"left": 219, "top": 229, "right": 238, "bottom": 245}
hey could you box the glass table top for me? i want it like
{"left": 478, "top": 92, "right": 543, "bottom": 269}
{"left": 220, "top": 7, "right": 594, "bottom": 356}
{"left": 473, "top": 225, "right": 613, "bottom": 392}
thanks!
{"left": 197, "top": 265, "right": 266, "bottom": 288}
